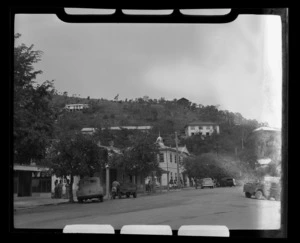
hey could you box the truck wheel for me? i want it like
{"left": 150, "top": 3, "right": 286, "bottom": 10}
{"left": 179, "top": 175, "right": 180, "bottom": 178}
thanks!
{"left": 126, "top": 193, "right": 130, "bottom": 198}
{"left": 78, "top": 198, "right": 83, "bottom": 203}
{"left": 255, "top": 190, "right": 263, "bottom": 200}
{"left": 133, "top": 192, "right": 137, "bottom": 198}
{"left": 99, "top": 196, "right": 103, "bottom": 202}
{"left": 245, "top": 192, "right": 251, "bottom": 198}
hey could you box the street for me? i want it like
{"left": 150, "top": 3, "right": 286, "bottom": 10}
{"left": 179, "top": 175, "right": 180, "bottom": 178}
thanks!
{"left": 14, "top": 186, "right": 281, "bottom": 230}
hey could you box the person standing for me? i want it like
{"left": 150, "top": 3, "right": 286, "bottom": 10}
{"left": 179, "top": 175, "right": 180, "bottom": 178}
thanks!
{"left": 58, "top": 180, "right": 63, "bottom": 198}
{"left": 65, "top": 179, "right": 70, "bottom": 199}
{"left": 54, "top": 180, "right": 58, "bottom": 198}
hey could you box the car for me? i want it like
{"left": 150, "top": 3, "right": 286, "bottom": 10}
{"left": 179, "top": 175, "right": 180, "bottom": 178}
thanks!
{"left": 243, "top": 177, "right": 281, "bottom": 201}
{"left": 76, "top": 177, "right": 104, "bottom": 203}
{"left": 200, "top": 178, "right": 215, "bottom": 189}
{"left": 220, "top": 177, "right": 236, "bottom": 187}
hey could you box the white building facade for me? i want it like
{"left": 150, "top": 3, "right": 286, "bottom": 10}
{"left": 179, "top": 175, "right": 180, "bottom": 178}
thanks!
{"left": 185, "top": 122, "right": 220, "bottom": 137}
{"left": 149, "top": 135, "right": 191, "bottom": 187}
{"left": 65, "top": 104, "right": 89, "bottom": 111}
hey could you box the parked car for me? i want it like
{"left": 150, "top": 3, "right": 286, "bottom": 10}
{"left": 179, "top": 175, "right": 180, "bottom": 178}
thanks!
{"left": 243, "top": 177, "right": 281, "bottom": 201}
{"left": 200, "top": 178, "right": 215, "bottom": 189}
{"left": 220, "top": 177, "right": 236, "bottom": 187}
{"left": 76, "top": 177, "right": 104, "bottom": 203}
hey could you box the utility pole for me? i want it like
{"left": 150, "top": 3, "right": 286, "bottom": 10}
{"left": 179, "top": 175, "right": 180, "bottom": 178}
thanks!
{"left": 167, "top": 151, "right": 169, "bottom": 192}
{"left": 175, "top": 132, "right": 181, "bottom": 188}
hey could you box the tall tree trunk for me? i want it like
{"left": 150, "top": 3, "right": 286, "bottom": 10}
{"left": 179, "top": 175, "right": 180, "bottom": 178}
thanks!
{"left": 69, "top": 174, "right": 74, "bottom": 203}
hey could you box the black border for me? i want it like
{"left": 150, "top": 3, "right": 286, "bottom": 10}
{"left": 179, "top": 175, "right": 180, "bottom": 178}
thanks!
{"left": 8, "top": 5, "right": 288, "bottom": 239}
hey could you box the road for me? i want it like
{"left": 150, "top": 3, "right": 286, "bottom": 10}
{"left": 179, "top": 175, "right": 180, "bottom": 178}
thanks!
{"left": 14, "top": 186, "right": 281, "bottom": 230}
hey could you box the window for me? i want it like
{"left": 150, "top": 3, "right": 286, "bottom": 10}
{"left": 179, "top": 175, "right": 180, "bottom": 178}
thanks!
{"left": 175, "top": 155, "right": 177, "bottom": 163}
{"left": 170, "top": 153, "right": 172, "bottom": 163}
{"left": 199, "top": 126, "right": 203, "bottom": 130}
{"left": 159, "top": 153, "right": 164, "bottom": 163}
{"left": 190, "top": 126, "right": 195, "bottom": 130}
{"left": 191, "top": 132, "right": 194, "bottom": 136}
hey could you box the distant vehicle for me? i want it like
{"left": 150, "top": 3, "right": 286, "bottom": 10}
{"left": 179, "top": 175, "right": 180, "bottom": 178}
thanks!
{"left": 76, "top": 177, "right": 104, "bottom": 203}
{"left": 112, "top": 182, "right": 137, "bottom": 199}
{"left": 220, "top": 177, "right": 236, "bottom": 187}
{"left": 243, "top": 177, "right": 281, "bottom": 201}
{"left": 200, "top": 178, "right": 215, "bottom": 189}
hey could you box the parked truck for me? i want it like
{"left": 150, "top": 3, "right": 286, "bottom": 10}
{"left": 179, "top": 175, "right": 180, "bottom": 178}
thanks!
{"left": 243, "top": 176, "right": 281, "bottom": 201}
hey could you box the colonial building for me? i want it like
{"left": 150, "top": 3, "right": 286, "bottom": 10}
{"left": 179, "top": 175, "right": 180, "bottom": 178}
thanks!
{"left": 150, "top": 135, "right": 191, "bottom": 188}
{"left": 185, "top": 121, "right": 220, "bottom": 137}
{"left": 65, "top": 104, "right": 89, "bottom": 111}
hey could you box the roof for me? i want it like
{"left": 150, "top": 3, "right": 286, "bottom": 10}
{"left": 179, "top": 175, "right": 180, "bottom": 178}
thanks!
{"left": 81, "top": 128, "right": 97, "bottom": 132}
{"left": 14, "top": 164, "right": 49, "bottom": 172}
{"left": 185, "top": 121, "right": 218, "bottom": 127}
{"left": 102, "top": 126, "right": 152, "bottom": 130}
{"left": 253, "top": 127, "right": 281, "bottom": 132}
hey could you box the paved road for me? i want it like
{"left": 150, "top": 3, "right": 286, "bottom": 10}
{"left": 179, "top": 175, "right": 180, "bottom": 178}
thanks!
{"left": 14, "top": 186, "right": 281, "bottom": 230}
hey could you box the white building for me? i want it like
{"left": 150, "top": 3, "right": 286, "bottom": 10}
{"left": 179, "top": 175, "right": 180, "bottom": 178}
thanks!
{"left": 65, "top": 104, "right": 89, "bottom": 111}
{"left": 102, "top": 126, "right": 152, "bottom": 131}
{"left": 149, "top": 135, "right": 191, "bottom": 187}
{"left": 81, "top": 127, "right": 98, "bottom": 135}
{"left": 185, "top": 121, "right": 220, "bottom": 137}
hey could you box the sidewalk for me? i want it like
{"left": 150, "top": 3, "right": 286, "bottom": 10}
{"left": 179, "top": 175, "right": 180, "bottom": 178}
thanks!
{"left": 14, "top": 194, "right": 71, "bottom": 211}
{"left": 14, "top": 187, "right": 195, "bottom": 211}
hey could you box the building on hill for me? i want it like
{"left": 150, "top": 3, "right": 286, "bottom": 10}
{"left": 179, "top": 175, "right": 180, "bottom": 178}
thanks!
{"left": 81, "top": 128, "right": 98, "bottom": 135}
{"left": 177, "top": 97, "right": 191, "bottom": 107}
{"left": 184, "top": 121, "right": 220, "bottom": 137}
{"left": 65, "top": 104, "right": 89, "bottom": 112}
{"left": 148, "top": 134, "right": 192, "bottom": 188}
{"left": 102, "top": 126, "right": 152, "bottom": 131}
{"left": 247, "top": 126, "right": 282, "bottom": 175}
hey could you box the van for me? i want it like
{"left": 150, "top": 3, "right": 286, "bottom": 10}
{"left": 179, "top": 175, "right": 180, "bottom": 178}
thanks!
{"left": 76, "top": 177, "right": 104, "bottom": 203}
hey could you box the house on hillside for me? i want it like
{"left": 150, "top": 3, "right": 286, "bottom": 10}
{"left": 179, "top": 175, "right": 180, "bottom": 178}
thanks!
{"left": 149, "top": 134, "right": 192, "bottom": 188}
{"left": 177, "top": 97, "right": 191, "bottom": 107}
{"left": 81, "top": 127, "right": 98, "bottom": 135}
{"left": 102, "top": 126, "right": 152, "bottom": 132}
{"left": 248, "top": 126, "right": 282, "bottom": 174}
{"left": 65, "top": 104, "right": 89, "bottom": 112}
{"left": 184, "top": 121, "right": 220, "bottom": 137}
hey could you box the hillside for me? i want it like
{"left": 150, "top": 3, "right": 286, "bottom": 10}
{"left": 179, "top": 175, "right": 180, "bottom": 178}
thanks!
{"left": 51, "top": 94, "right": 262, "bottom": 148}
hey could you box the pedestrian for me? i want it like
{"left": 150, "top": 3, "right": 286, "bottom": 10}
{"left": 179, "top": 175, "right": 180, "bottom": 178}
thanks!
{"left": 58, "top": 180, "right": 63, "bottom": 198}
{"left": 54, "top": 180, "right": 58, "bottom": 198}
{"left": 169, "top": 178, "right": 173, "bottom": 189}
{"left": 112, "top": 180, "right": 120, "bottom": 194}
{"left": 65, "top": 179, "right": 70, "bottom": 199}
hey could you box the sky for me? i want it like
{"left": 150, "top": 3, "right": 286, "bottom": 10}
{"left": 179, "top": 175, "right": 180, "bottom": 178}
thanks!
{"left": 14, "top": 12, "right": 283, "bottom": 128}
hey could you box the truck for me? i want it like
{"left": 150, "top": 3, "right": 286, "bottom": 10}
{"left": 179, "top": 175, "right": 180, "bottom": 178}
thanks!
{"left": 112, "top": 182, "right": 137, "bottom": 199}
{"left": 243, "top": 176, "right": 281, "bottom": 201}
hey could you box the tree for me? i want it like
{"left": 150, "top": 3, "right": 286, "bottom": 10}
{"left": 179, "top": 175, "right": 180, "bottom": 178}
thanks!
{"left": 114, "top": 133, "right": 161, "bottom": 191}
{"left": 47, "top": 132, "right": 106, "bottom": 202}
{"left": 14, "top": 33, "right": 56, "bottom": 165}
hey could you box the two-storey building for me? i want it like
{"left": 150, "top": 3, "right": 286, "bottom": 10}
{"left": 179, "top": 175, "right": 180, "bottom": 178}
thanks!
{"left": 151, "top": 135, "right": 191, "bottom": 187}
{"left": 185, "top": 121, "right": 220, "bottom": 137}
